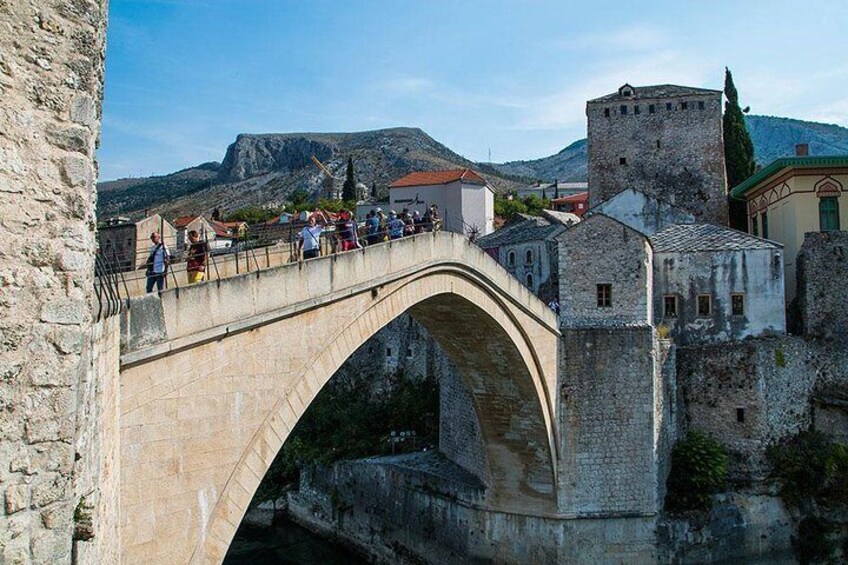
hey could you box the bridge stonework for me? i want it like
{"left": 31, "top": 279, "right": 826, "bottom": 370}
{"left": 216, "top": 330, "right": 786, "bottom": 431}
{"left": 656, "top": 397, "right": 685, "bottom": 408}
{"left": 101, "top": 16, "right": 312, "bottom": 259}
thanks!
{"left": 117, "top": 234, "right": 560, "bottom": 564}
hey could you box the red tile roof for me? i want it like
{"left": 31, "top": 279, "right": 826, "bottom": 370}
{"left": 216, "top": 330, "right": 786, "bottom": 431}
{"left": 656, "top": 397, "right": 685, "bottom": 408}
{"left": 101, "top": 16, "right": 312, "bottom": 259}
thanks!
{"left": 550, "top": 191, "right": 588, "bottom": 204}
{"left": 390, "top": 168, "right": 487, "bottom": 188}
{"left": 173, "top": 215, "right": 199, "bottom": 229}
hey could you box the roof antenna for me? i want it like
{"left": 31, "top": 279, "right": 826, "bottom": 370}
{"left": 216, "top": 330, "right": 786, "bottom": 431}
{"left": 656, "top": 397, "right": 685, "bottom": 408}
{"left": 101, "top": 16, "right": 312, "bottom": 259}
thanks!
{"left": 488, "top": 147, "right": 491, "bottom": 163}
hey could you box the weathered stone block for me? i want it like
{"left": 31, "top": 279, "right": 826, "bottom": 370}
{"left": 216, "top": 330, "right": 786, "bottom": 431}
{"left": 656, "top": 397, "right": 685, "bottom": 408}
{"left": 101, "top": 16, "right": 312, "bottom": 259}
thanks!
{"left": 5, "top": 484, "right": 30, "bottom": 514}
{"left": 61, "top": 154, "right": 92, "bottom": 187}
{"left": 46, "top": 124, "right": 89, "bottom": 154}
{"left": 52, "top": 326, "right": 83, "bottom": 354}
{"left": 40, "top": 299, "right": 85, "bottom": 325}
{"left": 31, "top": 475, "right": 67, "bottom": 508}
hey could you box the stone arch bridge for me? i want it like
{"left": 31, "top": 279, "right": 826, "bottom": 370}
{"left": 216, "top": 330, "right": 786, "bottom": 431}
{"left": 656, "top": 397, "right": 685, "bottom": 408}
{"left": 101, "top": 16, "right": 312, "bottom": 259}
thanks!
{"left": 118, "top": 232, "right": 560, "bottom": 564}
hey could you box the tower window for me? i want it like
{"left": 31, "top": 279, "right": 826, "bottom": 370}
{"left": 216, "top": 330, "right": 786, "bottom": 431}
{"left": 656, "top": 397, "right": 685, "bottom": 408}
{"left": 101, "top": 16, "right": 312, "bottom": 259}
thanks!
{"left": 649, "top": 104, "right": 655, "bottom": 114}
{"left": 604, "top": 108, "right": 610, "bottom": 117}
{"left": 656, "top": 140, "right": 661, "bottom": 149}
{"left": 697, "top": 295, "right": 712, "bottom": 317}
{"left": 663, "top": 295, "right": 678, "bottom": 318}
{"left": 386, "top": 347, "right": 392, "bottom": 357}
{"left": 619, "top": 157, "right": 627, "bottom": 165}
{"left": 819, "top": 197, "right": 840, "bottom": 232}
{"left": 681, "top": 101, "right": 689, "bottom": 110}
{"left": 731, "top": 293, "right": 745, "bottom": 316}
{"left": 525, "top": 273, "right": 534, "bottom": 288}
{"left": 751, "top": 216, "right": 759, "bottom": 236}
{"left": 525, "top": 249, "right": 533, "bottom": 264}
{"left": 666, "top": 102, "right": 672, "bottom": 111}
{"left": 698, "top": 100, "right": 705, "bottom": 110}
{"left": 507, "top": 250, "right": 516, "bottom": 267}
{"left": 634, "top": 105, "right": 640, "bottom": 115}
{"left": 736, "top": 408, "right": 745, "bottom": 423}
{"left": 620, "top": 105, "right": 628, "bottom": 115}
{"left": 597, "top": 284, "right": 612, "bottom": 308}
{"left": 760, "top": 211, "right": 769, "bottom": 238}
{"left": 406, "top": 347, "right": 413, "bottom": 358}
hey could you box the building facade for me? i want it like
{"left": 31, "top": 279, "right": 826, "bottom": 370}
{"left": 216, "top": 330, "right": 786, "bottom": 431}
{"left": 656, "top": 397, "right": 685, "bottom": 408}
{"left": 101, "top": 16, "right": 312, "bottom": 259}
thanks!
{"left": 586, "top": 84, "right": 728, "bottom": 225}
{"left": 730, "top": 153, "right": 848, "bottom": 300}
{"left": 97, "top": 214, "right": 177, "bottom": 272}
{"left": 389, "top": 169, "right": 495, "bottom": 236}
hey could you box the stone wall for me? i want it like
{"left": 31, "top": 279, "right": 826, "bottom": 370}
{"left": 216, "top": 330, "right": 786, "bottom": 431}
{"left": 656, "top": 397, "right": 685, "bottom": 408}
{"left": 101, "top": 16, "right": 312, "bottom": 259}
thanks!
{"left": 587, "top": 91, "right": 728, "bottom": 225}
{"left": 558, "top": 326, "right": 665, "bottom": 516}
{"left": 557, "top": 214, "right": 653, "bottom": 327}
{"left": 677, "top": 336, "right": 848, "bottom": 480}
{"left": 288, "top": 454, "right": 658, "bottom": 564}
{"left": 0, "top": 1, "right": 108, "bottom": 563}
{"left": 797, "top": 230, "right": 848, "bottom": 339}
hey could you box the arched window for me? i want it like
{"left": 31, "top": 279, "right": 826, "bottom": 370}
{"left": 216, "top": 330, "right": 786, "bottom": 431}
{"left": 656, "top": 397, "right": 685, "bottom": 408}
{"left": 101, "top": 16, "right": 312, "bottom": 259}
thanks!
{"left": 525, "top": 249, "right": 533, "bottom": 264}
{"left": 820, "top": 197, "right": 840, "bottom": 232}
{"left": 507, "top": 251, "right": 516, "bottom": 267}
{"left": 525, "top": 273, "right": 534, "bottom": 288}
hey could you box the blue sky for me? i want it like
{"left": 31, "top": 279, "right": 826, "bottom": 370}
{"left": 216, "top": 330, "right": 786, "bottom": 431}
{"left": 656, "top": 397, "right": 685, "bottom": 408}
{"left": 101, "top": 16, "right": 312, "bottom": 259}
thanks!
{"left": 99, "top": 0, "right": 848, "bottom": 180}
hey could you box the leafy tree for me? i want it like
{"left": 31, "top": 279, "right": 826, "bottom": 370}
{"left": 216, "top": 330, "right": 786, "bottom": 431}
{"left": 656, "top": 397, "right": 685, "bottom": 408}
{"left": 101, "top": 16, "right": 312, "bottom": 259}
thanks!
{"left": 225, "top": 205, "right": 281, "bottom": 224}
{"left": 494, "top": 196, "right": 528, "bottom": 221}
{"left": 665, "top": 430, "right": 728, "bottom": 512}
{"left": 316, "top": 198, "right": 358, "bottom": 213}
{"left": 723, "top": 67, "right": 756, "bottom": 230}
{"left": 521, "top": 194, "right": 550, "bottom": 216}
{"left": 286, "top": 189, "right": 311, "bottom": 211}
{"left": 341, "top": 157, "right": 357, "bottom": 202}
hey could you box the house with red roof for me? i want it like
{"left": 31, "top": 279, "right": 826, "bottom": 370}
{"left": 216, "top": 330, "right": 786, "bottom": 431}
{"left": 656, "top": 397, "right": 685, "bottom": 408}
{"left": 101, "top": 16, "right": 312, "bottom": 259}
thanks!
{"left": 389, "top": 168, "right": 494, "bottom": 236}
{"left": 550, "top": 191, "right": 589, "bottom": 217}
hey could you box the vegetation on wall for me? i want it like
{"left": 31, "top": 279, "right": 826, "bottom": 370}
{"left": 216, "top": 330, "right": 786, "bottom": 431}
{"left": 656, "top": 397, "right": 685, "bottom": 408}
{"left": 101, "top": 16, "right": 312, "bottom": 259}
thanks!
{"left": 665, "top": 430, "right": 728, "bottom": 513}
{"left": 252, "top": 370, "right": 439, "bottom": 505}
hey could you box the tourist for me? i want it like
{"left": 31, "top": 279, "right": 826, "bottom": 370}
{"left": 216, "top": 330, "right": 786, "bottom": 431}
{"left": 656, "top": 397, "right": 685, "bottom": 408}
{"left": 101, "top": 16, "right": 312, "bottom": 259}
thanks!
{"left": 366, "top": 210, "right": 381, "bottom": 246}
{"left": 548, "top": 298, "right": 561, "bottom": 316}
{"left": 429, "top": 205, "right": 441, "bottom": 231}
{"left": 185, "top": 230, "right": 208, "bottom": 284}
{"left": 298, "top": 214, "right": 324, "bottom": 260}
{"left": 403, "top": 212, "right": 416, "bottom": 236}
{"left": 388, "top": 211, "right": 405, "bottom": 240}
{"left": 413, "top": 210, "right": 424, "bottom": 234}
{"left": 144, "top": 232, "right": 170, "bottom": 293}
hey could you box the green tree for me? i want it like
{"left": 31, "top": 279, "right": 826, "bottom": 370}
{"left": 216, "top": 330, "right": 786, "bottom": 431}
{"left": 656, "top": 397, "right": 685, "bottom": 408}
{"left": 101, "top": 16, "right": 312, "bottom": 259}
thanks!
{"left": 723, "top": 67, "right": 756, "bottom": 230}
{"left": 665, "top": 430, "right": 728, "bottom": 512}
{"left": 341, "top": 157, "right": 357, "bottom": 202}
{"left": 494, "top": 196, "right": 528, "bottom": 222}
{"left": 286, "top": 189, "right": 311, "bottom": 211}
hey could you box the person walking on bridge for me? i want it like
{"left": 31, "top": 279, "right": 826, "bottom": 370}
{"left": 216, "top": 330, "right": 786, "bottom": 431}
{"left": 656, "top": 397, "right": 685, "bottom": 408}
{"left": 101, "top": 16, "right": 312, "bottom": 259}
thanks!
{"left": 144, "top": 232, "right": 170, "bottom": 293}
{"left": 185, "top": 230, "right": 208, "bottom": 284}
{"left": 298, "top": 214, "right": 324, "bottom": 260}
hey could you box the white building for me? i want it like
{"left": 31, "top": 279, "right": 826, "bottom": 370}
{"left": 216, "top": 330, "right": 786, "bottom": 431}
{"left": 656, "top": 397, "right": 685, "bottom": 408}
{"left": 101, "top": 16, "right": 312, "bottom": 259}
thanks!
{"left": 389, "top": 169, "right": 494, "bottom": 236}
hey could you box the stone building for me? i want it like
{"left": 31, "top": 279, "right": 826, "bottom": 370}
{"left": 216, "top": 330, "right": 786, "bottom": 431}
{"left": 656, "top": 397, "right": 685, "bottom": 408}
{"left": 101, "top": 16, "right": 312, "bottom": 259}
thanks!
{"left": 591, "top": 187, "right": 695, "bottom": 236}
{"left": 730, "top": 149, "right": 848, "bottom": 300}
{"left": 651, "top": 223, "right": 786, "bottom": 345}
{"left": 475, "top": 210, "right": 578, "bottom": 299}
{"left": 587, "top": 83, "right": 728, "bottom": 225}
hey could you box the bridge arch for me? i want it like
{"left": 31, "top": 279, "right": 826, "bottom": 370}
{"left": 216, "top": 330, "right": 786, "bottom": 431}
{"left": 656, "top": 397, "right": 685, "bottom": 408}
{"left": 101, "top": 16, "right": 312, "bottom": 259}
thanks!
{"left": 118, "top": 233, "right": 560, "bottom": 564}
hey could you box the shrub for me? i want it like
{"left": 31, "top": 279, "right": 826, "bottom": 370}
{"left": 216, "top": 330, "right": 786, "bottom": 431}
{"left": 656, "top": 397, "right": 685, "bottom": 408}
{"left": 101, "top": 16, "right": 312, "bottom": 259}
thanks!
{"left": 767, "top": 430, "right": 848, "bottom": 509}
{"left": 775, "top": 347, "right": 787, "bottom": 368}
{"left": 665, "top": 430, "right": 728, "bottom": 512}
{"left": 794, "top": 516, "right": 837, "bottom": 565}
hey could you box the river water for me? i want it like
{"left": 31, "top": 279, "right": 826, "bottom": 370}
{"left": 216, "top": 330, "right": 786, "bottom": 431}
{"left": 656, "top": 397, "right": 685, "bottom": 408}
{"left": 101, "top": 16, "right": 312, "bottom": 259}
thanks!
{"left": 223, "top": 517, "right": 366, "bottom": 564}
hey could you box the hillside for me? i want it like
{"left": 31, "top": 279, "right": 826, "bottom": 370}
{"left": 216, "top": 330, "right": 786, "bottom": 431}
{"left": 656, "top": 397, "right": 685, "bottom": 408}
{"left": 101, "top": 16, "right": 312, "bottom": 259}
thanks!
{"left": 97, "top": 116, "right": 848, "bottom": 219}
{"left": 97, "top": 128, "right": 525, "bottom": 219}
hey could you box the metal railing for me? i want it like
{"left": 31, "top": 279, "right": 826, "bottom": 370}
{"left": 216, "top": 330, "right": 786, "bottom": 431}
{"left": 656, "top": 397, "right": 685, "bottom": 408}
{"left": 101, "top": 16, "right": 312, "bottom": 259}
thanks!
{"left": 93, "top": 217, "right": 442, "bottom": 317}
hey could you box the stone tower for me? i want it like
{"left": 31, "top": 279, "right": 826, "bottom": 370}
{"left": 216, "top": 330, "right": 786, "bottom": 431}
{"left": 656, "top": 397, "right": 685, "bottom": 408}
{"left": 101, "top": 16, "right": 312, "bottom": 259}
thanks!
{"left": 587, "top": 84, "right": 728, "bottom": 225}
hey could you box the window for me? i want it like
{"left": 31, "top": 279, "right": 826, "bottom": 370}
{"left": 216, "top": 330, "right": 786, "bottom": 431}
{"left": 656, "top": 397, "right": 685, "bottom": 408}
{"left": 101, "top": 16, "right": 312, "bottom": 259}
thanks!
{"left": 819, "top": 197, "right": 841, "bottom": 231}
{"left": 507, "top": 251, "right": 516, "bottom": 267}
{"left": 731, "top": 293, "right": 745, "bottom": 316}
{"left": 597, "top": 284, "right": 612, "bottom": 308}
{"left": 760, "top": 211, "right": 769, "bottom": 239}
{"left": 697, "top": 294, "right": 712, "bottom": 317}
{"left": 698, "top": 100, "right": 705, "bottom": 110}
{"left": 751, "top": 216, "right": 759, "bottom": 236}
{"left": 620, "top": 105, "right": 628, "bottom": 115}
{"left": 386, "top": 347, "right": 392, "bottom": 357}
{"left": 649, "top": 104, "right": 655, "bottom": 114}
{"left": 666, "top": 102, "right": 672, "bottom": 111}
{"left": 619, "top": 157, "right": 627, "bottom": 165}
{"left": 736, "top": 408, "right": 745, "bottom": 423}
{"left": 656, "top": 140, "right": 661, "bottom": 149}
{"left": 525, "top": 249, "right": 533, "bottom": 264}
{"left": 681, "top": 101, "right": 689, "bottom": 110}
{"left": 663, "top": 295, "right": 678, "bottom": 318}
{"left": 525, "top": 273, "right": 534, "bottom": 288}
{"left": 604, "top": 108, "right": 610, "bottom": 117}
{"left": 406, "top": 347, "right": 413, "bottom": 358}
{"left": 634, "top": 105, "right": 641, "bottom": 115}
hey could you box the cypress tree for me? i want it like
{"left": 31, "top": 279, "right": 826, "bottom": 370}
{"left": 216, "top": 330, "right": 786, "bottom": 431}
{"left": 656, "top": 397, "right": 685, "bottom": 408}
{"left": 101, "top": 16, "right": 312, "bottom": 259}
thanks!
{"left": 342, "top": 157, "right": 357, "bottom": 202}
{"left": 723, "top": 68, "right": 756, "bottom": 230}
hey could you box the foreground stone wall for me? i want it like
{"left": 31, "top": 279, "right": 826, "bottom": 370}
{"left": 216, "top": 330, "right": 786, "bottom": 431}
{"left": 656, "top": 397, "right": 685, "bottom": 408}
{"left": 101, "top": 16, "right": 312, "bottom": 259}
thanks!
{"left": 0, "top": 1, "right": 108, "bottom": 562}
{"left": 797, "top": 231, "right": 848, "bottom": 339}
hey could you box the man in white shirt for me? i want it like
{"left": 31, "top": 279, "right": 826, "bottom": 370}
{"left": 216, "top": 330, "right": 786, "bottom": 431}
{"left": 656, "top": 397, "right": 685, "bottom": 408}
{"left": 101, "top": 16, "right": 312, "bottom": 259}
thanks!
{"left": 298, "top": 214, "right": 324, "bottom": 260}
{"left": 145, "top": 232, "right": 170, "bottom": 293}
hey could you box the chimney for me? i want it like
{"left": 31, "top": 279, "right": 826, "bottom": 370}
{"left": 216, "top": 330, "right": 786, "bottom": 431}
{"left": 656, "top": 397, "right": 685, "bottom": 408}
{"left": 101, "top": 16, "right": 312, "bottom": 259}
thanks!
{"left": 795, "top": 143, "right": 809, "bottom": 156}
